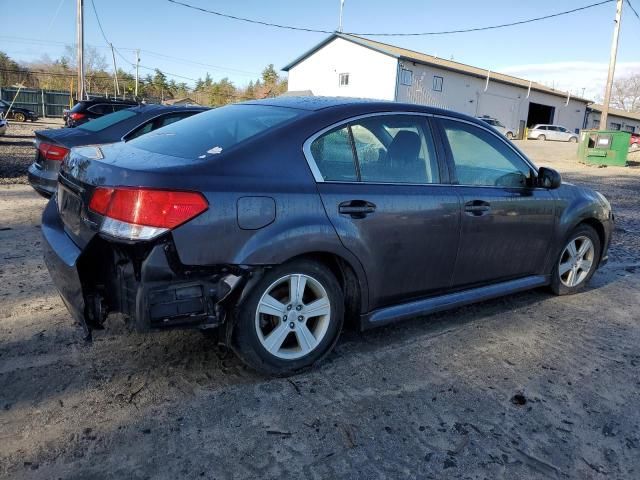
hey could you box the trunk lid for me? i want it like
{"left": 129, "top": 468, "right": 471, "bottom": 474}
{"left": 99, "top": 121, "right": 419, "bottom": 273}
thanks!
{"left": 57, "top": 143, "right": 211, "bottom": 248}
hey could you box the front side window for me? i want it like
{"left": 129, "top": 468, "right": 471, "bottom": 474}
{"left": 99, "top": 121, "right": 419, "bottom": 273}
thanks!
{"left": 400, "top": 69, "right": 413, "bottom": 86}
{"left": 339, "top": 73, "right": 349, "bottom": 87}
{"left": 442, "top": 119, "right": 531, "bottom": 188}
{"left": 433, "top": 76, "right": 443, "bottom": 92}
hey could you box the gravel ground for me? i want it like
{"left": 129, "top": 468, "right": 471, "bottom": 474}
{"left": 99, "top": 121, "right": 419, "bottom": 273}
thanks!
{"left": 0, "top": 137, "right": 639, "bottom": 479}
{"left": 0, "top": 119, "right": 65, "bottom": 185}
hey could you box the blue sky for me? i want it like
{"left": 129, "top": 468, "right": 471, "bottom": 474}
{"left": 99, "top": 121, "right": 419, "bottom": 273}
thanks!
{"left": 2, "top": 0, "right": 639, "bottom": 98}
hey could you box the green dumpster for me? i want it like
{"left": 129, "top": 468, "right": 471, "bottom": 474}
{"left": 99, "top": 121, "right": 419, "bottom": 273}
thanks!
{"left": 578, "top": 130, "right": 630, "bottom": 167}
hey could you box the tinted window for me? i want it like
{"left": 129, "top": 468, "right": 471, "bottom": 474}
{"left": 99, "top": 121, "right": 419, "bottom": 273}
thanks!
{"left": 125, "top": 112, "right": 198, "bottom": 141}
{"left": 310, "top": 126, "right": 357, "bottom": 181}
{"left": 351, "top": 115, "right": 439, "bottom": 184}
{"left": 78, "top": 108, "right": 137, "bottom": 132}
{"left": 88, "top": 104, "right": 113, "bottom": 115}
{"left": 129, "top": 104, "right": 303, "bottom": 159}
{"left": 442, "top": 119, "right": 531, "bottom": 187}
{"left": 113, "top": 104, "right": 133, "bottom": 112}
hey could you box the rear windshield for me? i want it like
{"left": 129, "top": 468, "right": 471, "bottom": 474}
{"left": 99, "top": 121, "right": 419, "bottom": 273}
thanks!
{"left": 78, "top": 108, "right": 137, "bottom": 132}
{"left": 128, "top": 104, "right": 304, "bottom": 159}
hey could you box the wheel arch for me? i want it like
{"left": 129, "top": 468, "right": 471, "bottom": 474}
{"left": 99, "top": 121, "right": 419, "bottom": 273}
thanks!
{"left": 282, "top": 251, "right": 365, "bottom": 330}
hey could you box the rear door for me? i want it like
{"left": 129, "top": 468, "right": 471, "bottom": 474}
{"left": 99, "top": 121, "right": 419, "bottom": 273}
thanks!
{"left": 435, "top": 117, "right": 555, "bottom": 288}
{"left": 308, "top": 113, "right": 461, "bottom": 310}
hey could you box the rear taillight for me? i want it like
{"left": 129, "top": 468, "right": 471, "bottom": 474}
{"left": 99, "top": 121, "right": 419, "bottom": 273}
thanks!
{"left": 69, "top": 112, "right": 86, "bottom": 121}
{"left": 89, "top": 187, "right": 208, "bottom": 240}
{"left": 38, "top": 142, "right": 70, "bottom": 161}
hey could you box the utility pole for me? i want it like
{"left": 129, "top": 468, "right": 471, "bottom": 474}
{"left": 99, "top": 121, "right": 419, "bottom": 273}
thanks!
{"left": 135, "top": 49, "right": 140, "bottom": 98}
{"left": 110, "top": 44, "right": 120, "bottom": 97}
{"left": 338, "top": 0, "right": 345, "bottom": 32}
{"left": 601, "top": 0, "right": 623, "bottom": 130}
{"left": 76, "top": 0, "right": 85, "bottom": 100}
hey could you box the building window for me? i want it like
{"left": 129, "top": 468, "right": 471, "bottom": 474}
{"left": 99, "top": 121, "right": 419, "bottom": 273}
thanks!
{"left": 433, "top": 76, "right": 443, "bottom": 92}
{"left": 339, "top": 73, "right": 349, "bottom": 87}
{"left": 624, "top": 125, "right": 634, "bottom": 133}
{"left": 592, "top": 119, "right": 600, "bottom": 129}
{"left": 400, "top": 69, "right": 413, "bottom": 86}
{"left": 609, "top": 122, "right": 621, "bottom": 131}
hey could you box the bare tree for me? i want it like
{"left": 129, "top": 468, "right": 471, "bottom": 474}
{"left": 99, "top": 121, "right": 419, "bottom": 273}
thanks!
{"left": 610, "top": 73, "right": 640, "bottom": 112}
{"left": 62, "top": 45, "right": 109, "bottom": 94}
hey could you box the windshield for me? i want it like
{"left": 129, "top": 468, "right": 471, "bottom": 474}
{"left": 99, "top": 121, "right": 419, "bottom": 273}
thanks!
{"left": 78, "top": 108, "right": 137, "bottom": 132}
{"left": 128, "top": 104, "right": 304, "bottom": 159}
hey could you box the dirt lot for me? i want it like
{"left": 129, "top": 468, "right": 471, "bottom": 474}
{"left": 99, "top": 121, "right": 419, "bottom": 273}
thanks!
{"left": 1, "top": 126, "right": 640, "bottom": 479}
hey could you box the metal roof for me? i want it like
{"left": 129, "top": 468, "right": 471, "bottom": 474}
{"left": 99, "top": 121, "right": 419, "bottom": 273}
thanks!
{"left": 588, "top": 104, "right": 640, "bottom": 121}
{"left": 282, "top": 33, "right": 592, "bottom": 104}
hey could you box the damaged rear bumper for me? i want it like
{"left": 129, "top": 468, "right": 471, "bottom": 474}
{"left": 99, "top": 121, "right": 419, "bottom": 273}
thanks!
{"left": 42, "top": 199, "right": 250, "bottom": 337}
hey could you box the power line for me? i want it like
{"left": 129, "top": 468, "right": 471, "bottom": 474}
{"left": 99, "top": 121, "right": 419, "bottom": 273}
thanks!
{"left": 167, "top": 0, "right": 614, "bottom": 36}
{"left": 626, "top": 0, "right": 640, "bottom": 20}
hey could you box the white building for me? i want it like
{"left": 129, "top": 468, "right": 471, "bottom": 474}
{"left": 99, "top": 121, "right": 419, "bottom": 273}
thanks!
{"left": 584, "top": 104, "right": 640, "bottom": 133}
{"left": 283, "top": 33, "right": 591, "bottom": 137}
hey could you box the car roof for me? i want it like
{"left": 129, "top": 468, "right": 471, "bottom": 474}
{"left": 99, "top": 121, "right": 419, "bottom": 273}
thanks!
{"left": 240, "top": 95, "right": 479, "bottom": 122}
{"left": 124, "top": 104, "right": 209, "bottom": 114}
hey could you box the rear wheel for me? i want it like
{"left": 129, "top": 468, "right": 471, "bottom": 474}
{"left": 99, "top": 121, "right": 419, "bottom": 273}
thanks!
{"left": 233, "top": 260, "right": 344, "bottom": 375}
{"left": 506, "top": 131, "right": 514, "bottom": 140}
{"left": 550, "top": 225, "right": 601, "bottom": 295}
{"left": 537, "top": 134, "right": 546, "bottom": 141}
{"left": 13, "top": 112, "right": 26, "bottom": 122}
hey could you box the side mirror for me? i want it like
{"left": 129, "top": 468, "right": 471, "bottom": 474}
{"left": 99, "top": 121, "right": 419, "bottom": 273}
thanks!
{"left": 537, "top": 167, "right": 561, "bottom": 189}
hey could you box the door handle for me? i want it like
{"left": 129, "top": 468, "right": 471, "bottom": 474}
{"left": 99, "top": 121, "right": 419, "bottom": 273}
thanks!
{"left": 339, "top": 200, "right": 376, "bottom": 218}
{"left": 464, "top": 200, "right": 491, "bottom": 216}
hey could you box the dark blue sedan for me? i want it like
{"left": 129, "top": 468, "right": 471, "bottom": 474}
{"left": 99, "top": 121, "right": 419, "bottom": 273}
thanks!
{"left": 41, "top": 97, "right": 613, "bottom": 375}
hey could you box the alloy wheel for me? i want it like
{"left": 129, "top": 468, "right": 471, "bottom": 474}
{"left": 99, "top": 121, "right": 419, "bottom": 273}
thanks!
{"left": 255, "top": 273, "right": 331, "bottom": 360}
{"left": 558, "top": 236, "right": 595, "bottom": 287}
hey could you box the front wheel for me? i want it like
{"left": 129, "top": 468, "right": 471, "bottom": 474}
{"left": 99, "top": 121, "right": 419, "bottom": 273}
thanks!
{"left": 550, "top": 225, "right": 601, "bottom": 295}
{"left": 506, "top": 132, "right": 514, "bottom": 140}
{"left": 233, "top": 260, "right": 344, "bottom": 375}
{"left": 569, "top": 136, "right": 578, "bottom": 143}
{"left": 13, "top": 112, "right": 26, "bottom": 122}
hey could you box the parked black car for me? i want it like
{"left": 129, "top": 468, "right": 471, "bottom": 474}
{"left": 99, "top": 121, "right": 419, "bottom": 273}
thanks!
{"left": 0, "top": 99, "right": 39, "bottom": 122}
{"left": 42, "top": 97, "right": 613, "bottom": 375}
{"left": 65, "top": 97, "right": 138, "bottom": 127}
{"left": 28, "top": 104, "right": 208, "bottom": 197}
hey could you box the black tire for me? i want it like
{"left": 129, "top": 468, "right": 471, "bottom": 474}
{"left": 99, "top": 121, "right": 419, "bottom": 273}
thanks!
{"left": 13, "top": 112, "right": 26, "bottom": 122}
{"left": 232, "top": 260, "right": 344, "bottom": 376}
{"left": 569, "top": 136, "right": 578, "bottom": 143}
{"left": 506, "top": 132, "right": 514, "bottom": 140}
{"left": 550, "top": 224, "right": 601, "bottom": 296}
{"left": 537, "top": 134, "right": 546, "bottom": 141}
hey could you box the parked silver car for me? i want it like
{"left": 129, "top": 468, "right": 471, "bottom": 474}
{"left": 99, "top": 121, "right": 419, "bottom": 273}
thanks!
{"left": 528, "top": 124, "right": 578, "bottom": 142}
{"left": 476, "top": 116, "right": 516, "bottom": 139}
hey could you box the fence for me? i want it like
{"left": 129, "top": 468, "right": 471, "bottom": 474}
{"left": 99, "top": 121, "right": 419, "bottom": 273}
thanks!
{"left": 0, "top": 88, "right": 160, "bottom": 118}
{"left": 0, "top": 87, "right": 73, "bottom": 118}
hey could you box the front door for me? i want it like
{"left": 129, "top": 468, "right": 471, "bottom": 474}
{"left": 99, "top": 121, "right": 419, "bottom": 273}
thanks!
{"left": 308, "top": 114, "right": 461, "bottom": 310}
{"left": 436, "top": 118, "right": 556, "bottom": 288}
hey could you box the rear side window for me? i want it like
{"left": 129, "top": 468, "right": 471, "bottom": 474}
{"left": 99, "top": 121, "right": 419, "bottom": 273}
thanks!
{"left": 78, "top": 108, "right": 137, "bottom": 132}
{"left": 309, "top": 114, "right": 440, "bottom": 184}
{"left": 129, "top": 104, "right": 303, "bottom": 159}
{"left": 310, "top": 127, "right": 357, "bottom": 181}
{"left": 87, "top": 104, "right": 113, "bottom": 115}
{"left": 351, "top": 115, "right": 439, "bottom": 184}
